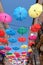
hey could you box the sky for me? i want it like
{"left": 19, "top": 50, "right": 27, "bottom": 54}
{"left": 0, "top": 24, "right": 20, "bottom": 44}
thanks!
{"left": 1, "top": 0, "right": 36, "bottom": 53}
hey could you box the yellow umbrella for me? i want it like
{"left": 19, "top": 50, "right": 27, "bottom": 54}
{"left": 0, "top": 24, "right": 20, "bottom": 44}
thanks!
{"left": 28, "top": 3, "right": 42, "bottom": 18}
{"left": 28, "top": 48, "right": 33, "bottom": 52}
{"left": 21, "top": 45, "right": 28, "bottom": 49}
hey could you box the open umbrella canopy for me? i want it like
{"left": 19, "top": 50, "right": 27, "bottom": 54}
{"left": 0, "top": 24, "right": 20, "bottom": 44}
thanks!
{"left": 17, "top": 27, "right": 27, "bottom": 35}
{"left": 28, "top": 41, "right": 35, "bottom": 46}
{"left": 14, "top": 52, "right": 20, "bottom": 58}
{"left": 21, "top": 51, "right": 27, "bottom": 56}
{"left": 13, "top": 47, "right": 20, "bottom": 50}
{"left": 30, "top": 24, "right": 41, "bottom": 32}
{"left": 0, "top": 13, "right": 12, "bottom": 23}
{"left": 18, "top": 37, "right": 26, "bottom": 42}
{"left": 5, "top": 46, "right": 11, "bottom": 51}
{"left": 30, "top": 25, "right": 38, "bottom": 32}
{"left": 13, "top": 7, "right": 27, "bottom": 21}
{"left": 0, "top": 50, "right": 5, "bottom": 54}
{"left": 34, "top": 24, "right": 41, "bottom": 29}
{"left": 28, "top": 3, "right": 42, "bottom": 18}
{"left": 0, "top": 49, "right": 6, "bottom": 54}
{"left": 6, "top": 28, "right": 16, "bottom": 35}
{"left": 0, "top": 46, "right": 4, "bottom": 50}
{"left": 8, "top": 37, "right": 17, "bottom": 43}
{"left": 7, "top": 55, "right": 15, "bottom": 59}
{"left": 28, "top": 48, "right": 33, "bottom": 53}
{"left": 21, "top": 45, "right": 28, "bottom": 49}
{"left": 6, "top": 52, "right": 12, "bottom": 55}
{"left": 28, "top": 35, "right": 37, "bottom": 40}
{"left": 0, "top": 38, "right": 8, "bottom": 44}
{"left": 0, "top": 30, "right": 5, "bottom": 37}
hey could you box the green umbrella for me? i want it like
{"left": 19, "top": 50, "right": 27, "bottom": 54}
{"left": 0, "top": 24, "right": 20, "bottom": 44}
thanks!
{"left": 17, "top": 27, "right": 27, "bottom": 35}
{"left": 6, "top": 52, "right": 12, "bottom": 55}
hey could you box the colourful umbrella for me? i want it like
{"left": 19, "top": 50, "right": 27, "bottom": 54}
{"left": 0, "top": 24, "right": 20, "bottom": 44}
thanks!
{"left": 28, "top": 49, "right": 33, "bottom": 53}
{"left": 34, "top": 24, "right": 41, "bottom": 29}
{"left": 14, "top": 52, "right": 20, "bottom": 58}
{"left": 28, "top": 35, "right": 37, "bottom": 40}
{"left": 0, "top": 30, "right": 5, "bottom": 37}
{"left": 6, "top": 28, "right": 16, "bottom": 35}
{"left": 0, "top": 50, "right": 5, "bottom": 54}
{"left": 6, "top": 52, "right": 12, "bottom": 55}
{"left": 13, "top": 7, "right": 27, "bottom": 21}
{"left": 8, "top": 37, "right": 17, "bottom": 43}
{"left": 8, "top": 56, "right": 15, "bottom": 59}
{"left": 30, "top": 24, "right": 41, "bottom": 32}
{"left": 21, "top": 51, "right": 27, "bottom": 56}
{"left": 0, "top": 38, "right": 8, "bottom": 44}
{"left": 21, "top": 45, "right": 28, "bottom": 49}
{"left": 6, "top": 54, "right": 16, "bottom": 59}
{"left": 21, "top": 51, "right": 27, "bottom": 55}
{"left": 28, "top": 41, "right": 35, "bottom": 46}
{"left": 30, "top": 25, "right": 38, "bottom": 32}
{"left": 13, "top": 47, "right": 20, "bottom": 50}
{"left": 0, "top": 13, "right": 12, "bottom": 23}
{"left": 28, "top": 3, "right": 42, "bottom": 18}
{"left": 17, "top": 27, "right": 27, "bottom": 35}
{"left": 5, "top": 46, "right": 11, "bottom": 51}
{"left": 18, "top": 37, "right": 26, "bottom": 42}
{"left": 0, "top": 46, "right": 4, "bottom": 50}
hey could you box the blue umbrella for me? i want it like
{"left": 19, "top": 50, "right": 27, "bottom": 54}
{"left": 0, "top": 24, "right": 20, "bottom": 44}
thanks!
{"left": 13, "top": 47, "right": 20, "bottom": 50}
{"left": 13, "top": 7, "right": 27, "bottom": 21}
{"left": 6, "top": 28, "right": 16, "bottom": 35}
{"left": 0, "top": 53, "right": 5, "bottom": 62}
{"left": 8, "top": 37, "right": 17, "bottom": 43}
{"left": 0, "top": 53, "right": 5, "bottom": 57}
{"left": 27, "top": 52, "right": 31, "bottom": 57}
{"left": 0, "top": 46, "right": 4, "bottom": 50}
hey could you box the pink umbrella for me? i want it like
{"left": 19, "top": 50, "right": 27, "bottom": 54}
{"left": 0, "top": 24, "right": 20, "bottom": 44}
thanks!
{"left": 7, "top": 55, "right": 15, "bottom": 59}
{"left": 21, "top": 52, "right": 27, "bottom": 55}
{"left": 28, "top": 35, "right": 37, "bottom": 40}
{"left": 0, "top": 13, "right": 12, "bottom": 23}
{"left": 5, "top": 46, "right": 11, "bottom": 51}
{"left": 14, "top": 52, "right": 20, "bottom": 58}
{"left": 0, "top": 50, "right": 5, "bottom": 54}
{"left": 21, "top": 52, "right": 27, "bottom": 56}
